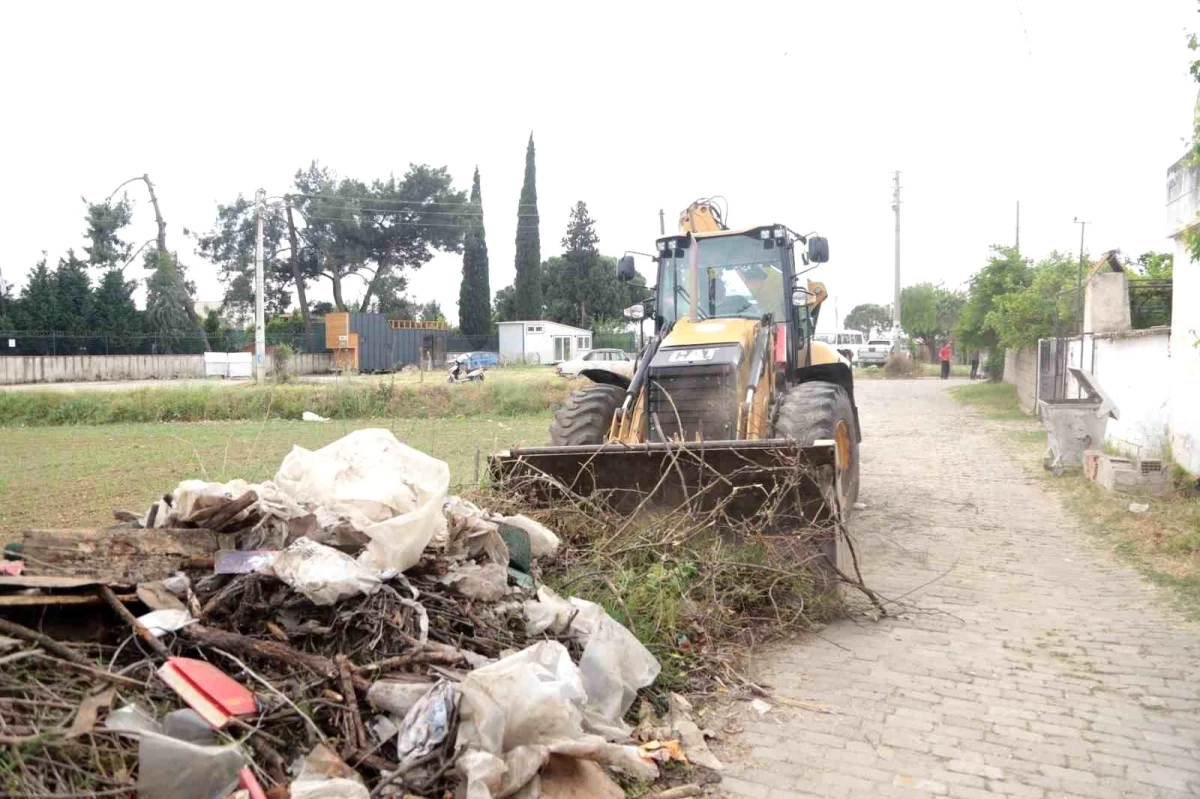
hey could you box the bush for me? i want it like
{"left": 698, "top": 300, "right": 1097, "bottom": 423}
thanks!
{"left": 885, "top": 353, "right": 920, "bottom": 378}
{"left": 984, "top": 349, "right": 1005, "bottom": 382}
{"left": 273, "top": 343, "right": 294, "bottom": 383}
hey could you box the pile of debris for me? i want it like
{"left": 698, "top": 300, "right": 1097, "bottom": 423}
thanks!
{"left": 0, "top": 429, "right": 717, "bottom": 798}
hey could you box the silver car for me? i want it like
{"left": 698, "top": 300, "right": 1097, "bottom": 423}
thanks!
{"left": 555, "top": 348, "right": 634, "bottom": 378}
{"left": 856, "top": 339, "right": 893, "bottom": 367}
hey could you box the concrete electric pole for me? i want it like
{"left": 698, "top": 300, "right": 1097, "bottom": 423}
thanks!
{"left": 254, "top": 188, "right": 266, "bottom": 382}
{"left": 1073, "top": 217, "right": 1088, "bottom": 336}
{"left": 659, "top": 208, "right": 666, "bottom": 236}
{"left": 891, "top": 171, "right": 902, "bottom": 353}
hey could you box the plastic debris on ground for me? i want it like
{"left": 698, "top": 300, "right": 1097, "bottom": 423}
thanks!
{"left": 0, "top": 427, "right": 676, "bottom": 799}
{"left": 302, "top": 410, "right": 330, "bottom": 422}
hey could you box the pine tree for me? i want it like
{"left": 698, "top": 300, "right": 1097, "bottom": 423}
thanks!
{"left": 561, "top": 201, "right": 600, "bottom": 325}
{"left": 53, "top": 250, "right": 92, "bottom": 346}
{"left": 458, "top": 167, "right": 492, "bottom": 337}
{"left": 17, "top": 258, "right": 57, "bottom": 354}
{"left": 145, "top": 250, "right": 201, "bottom": 354}
{"left": 91, "top": 269, "right": 141, "bottom": 353}
{"left": 512, "top": 135, "right": 542, "bottom": 319}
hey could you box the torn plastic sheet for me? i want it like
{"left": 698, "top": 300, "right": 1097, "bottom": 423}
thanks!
{"left": 521, "top": 589, "right": 660, "bottom": 727}
{"left": 440, "top": 562, "right": 509, "bottom": 602}
{"left": 267, "top": 537, "right": 382, "bottom": 606}
{"left": 290, "top": 743, "right": 369, "bottom": 799}
{"left": 136, "top": 609, "right": 195, "bottom": 638}
{"left": 396, "top": 680, "right": 456, "bottom": 761}
{"left": 275, "top": 429, "right": 449, "bottom": 574}
{"left": 136, "top": 732, "right": 245, "bottom": 799}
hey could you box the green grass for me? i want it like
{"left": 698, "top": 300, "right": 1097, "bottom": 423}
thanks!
{"left": 949, "top": 381, "right": 1029, "bottom": 419}
{"left": 0, "top": 415, "right": 551, "bottom": 542}
{"left": 0, "top": 374, "right": 572, "bottom": 427}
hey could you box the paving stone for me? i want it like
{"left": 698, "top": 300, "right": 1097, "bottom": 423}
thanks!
{"left": 723, "top": 382, "right": 1200, "bottom": 798}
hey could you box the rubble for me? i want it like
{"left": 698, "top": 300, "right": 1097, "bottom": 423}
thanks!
{"left": 0, "top": 428, "right": 705, "bottom": 799}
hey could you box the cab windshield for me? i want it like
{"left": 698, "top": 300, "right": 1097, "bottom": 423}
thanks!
{"left": 658, "top": 234, "right": 785, "bottom": 324}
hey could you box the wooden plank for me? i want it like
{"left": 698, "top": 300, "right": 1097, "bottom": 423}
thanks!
{"left": 21, "top": 528, "right": 218, "bottom": 585}
{"left": 0, "top": 576, "right": 104, "bottom": 590}
{"left": 0, "top": 592, "right": 136, "bottom": 608}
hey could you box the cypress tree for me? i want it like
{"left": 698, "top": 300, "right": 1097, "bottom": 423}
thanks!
{"left": 512, "top": 134, "right": 542, "bottom": 319}
{"left": 458, "top": 167, "right": 492, "bottom": 337}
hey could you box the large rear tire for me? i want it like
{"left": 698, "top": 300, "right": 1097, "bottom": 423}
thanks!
{"left": 549, "top": 383, "right": 625, "bottom": 446}
{"left": 773, "top": 381, "right": 861, "bottom": 579}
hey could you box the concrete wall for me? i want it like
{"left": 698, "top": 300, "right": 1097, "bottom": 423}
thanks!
{"left": 1083, "top": 271, "right": 1131, "bottom": 334}
{"left": 1167, "top": 152, "right": 1200, "bottom": 474}
{"left": 1003, "top": 347, "right": 1037, "bottom": 414}
{"left": 0, "top": 352, "right": 333, "bottom": 385}
{"left": 1063, "top": 331, "right": 1172, "bottom": 458}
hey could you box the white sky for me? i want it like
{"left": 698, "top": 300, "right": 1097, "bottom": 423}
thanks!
{"left": 1, "top": 1, "right": 1196, "bottom": 335}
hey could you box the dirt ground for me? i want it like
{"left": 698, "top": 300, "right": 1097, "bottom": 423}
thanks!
{"left": 717, "top": 379, "right": 1200, "bottom": 798}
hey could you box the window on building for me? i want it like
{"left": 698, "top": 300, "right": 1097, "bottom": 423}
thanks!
{"left": 526, "top": 324, "right": 543, "bottom": 334}
{"left": 577, "top": 336, "right": 589, "bottom": 350}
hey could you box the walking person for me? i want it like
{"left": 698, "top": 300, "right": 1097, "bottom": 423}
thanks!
{"left": 970, "top": 349, "right": 981, "bottom": 380}
{"left": 939, "top": 340, "right": 952, "bottom": 380}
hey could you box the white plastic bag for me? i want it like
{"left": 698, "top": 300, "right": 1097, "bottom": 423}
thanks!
{"left": 459, "top": 641, "right": 586, "bottom": 753}
{"left": 275, "top": 429, "right": 449, "bottom": 573}
{"left": 268, "top": 537, "right": 382, "bottom": 605}
{"left": 498, "top": 515, "right": 561, "bottom": 559}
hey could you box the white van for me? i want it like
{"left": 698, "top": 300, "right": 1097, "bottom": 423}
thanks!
{"left": 832, "top": 330, "right": 865, "bottom": 363}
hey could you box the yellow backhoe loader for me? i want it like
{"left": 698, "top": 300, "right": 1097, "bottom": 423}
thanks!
{"left": 491, "top": 199, "right": 860, "bottom": 567}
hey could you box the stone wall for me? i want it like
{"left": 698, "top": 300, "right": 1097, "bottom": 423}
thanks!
{"left": 1003, "top": 347, "right": 1037, "bottom": 414}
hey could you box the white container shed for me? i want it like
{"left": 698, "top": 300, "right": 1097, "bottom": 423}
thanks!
{"left": 498, "top": 321, "right": 592, "bottom": 365}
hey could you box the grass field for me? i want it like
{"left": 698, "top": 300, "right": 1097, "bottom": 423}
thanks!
{"left": 0, "top": 414, "right": 551, "bottom": 542}
{"left": 952, "top": 381, "right": 1200, "bottom": 616}
{"left": 0, "top": 369, "right": 573, "bottom": 426}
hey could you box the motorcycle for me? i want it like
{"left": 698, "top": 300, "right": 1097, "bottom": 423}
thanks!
{"left": 447, "top": 359, "right": 485, "bottom": 384}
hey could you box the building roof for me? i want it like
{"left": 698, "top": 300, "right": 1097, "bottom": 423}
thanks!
{"left": 498, "top": 320, "right": 592, "bottom": 334}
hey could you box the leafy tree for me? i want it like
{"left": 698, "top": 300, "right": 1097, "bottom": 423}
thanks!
{"left": 493, "top": 285, "right": 518, "bottom": 323}
{"left": 900, "top": 283, "right": 964, "bottom": 360}
{"left": 145, "top": 250, "right": 203, "bottom": 353}
{"left": 1134, "top": 251, "right": 1173, "bottom": 280}
{"left": 986, "top": 252, "right": 1079, "bottom": 348}
{"left": 357, "top": 166, "right": 466, "bottom": 311}
{"left": 560, "top": 201, "right": 601, "bottom": 325}
{"left": 417, "top": 299, "right": 444, "bottom": 323}
{"left": 84, "top": 196, "right": 134, "bottom": 270}
{"left": 956, "top": 246, "right": 1030, "bottom": 349}
{"left": 458, "top": 168, "right": 492, "bottom": 336}
{"left": 310, "top": 301, "right": 335, "bottom": 316}
{"left": 193, "top": 196, "right": 294, "bottom": 326}
{"left": 844, "top": 303, "right": 891, "bottom": 336}
{"left": 203, "top": 309, "right": 222, "bottom": 339}
{"left": 539, "top": 254, "right": 646, "bottom": 326}
{"left": 512, "top": 135, "right": 542, "bottom": 319}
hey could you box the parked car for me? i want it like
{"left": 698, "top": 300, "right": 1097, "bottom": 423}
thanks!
{"left": 555, "top": 348, "right": 633, "bottom": 378}
{"left": 857, "top": 339, "right": 894, "bottom": 367}
{"left": 456, "top": 351, "right": 500, "bottom": 370}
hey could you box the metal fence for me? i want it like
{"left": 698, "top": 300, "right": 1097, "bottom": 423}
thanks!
{"left": 0, "top": 325, "right": 329, "bottom": 357}
{"left": 1128, "top": 281, "right": 1172, "bottom": 329}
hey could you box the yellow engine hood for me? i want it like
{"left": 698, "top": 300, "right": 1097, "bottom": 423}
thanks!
{"left": 660, "top": 318, "right": 758, "bottom": 351}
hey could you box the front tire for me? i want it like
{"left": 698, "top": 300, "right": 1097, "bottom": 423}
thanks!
{"left": 773, "top": 381, "right": 861, "bottom": 577}
{"left": 549, "top": 383, "right": 625, "bottom": 445}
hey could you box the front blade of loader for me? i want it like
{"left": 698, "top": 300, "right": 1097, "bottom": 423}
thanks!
{"left": 490, "top": 439, "right": 840, "bottom": 523}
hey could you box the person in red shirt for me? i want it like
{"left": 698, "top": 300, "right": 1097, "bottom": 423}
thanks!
{"left": 939, "top": 341, "right": 953, "bottom": 380}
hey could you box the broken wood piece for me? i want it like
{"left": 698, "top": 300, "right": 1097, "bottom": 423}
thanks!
{"left": 0, "top": 592, "right": 137, "bottom": 608}
{"left": 31, "top": 653, "right": 146, "bottom": 687}
{"left": 21, "top": 527, "right": 218, "bottom": 584}
{"left": 352, "top": 645, "right": 471, "bottom": 674}
{"left": 649, "top": 784, "right": 702, "bottom": 799}
{"left": 337, "top": 654, "right": 368, "bottom": 750}
{"left": 183, "top": 624, "right": 369, "bottom": 690}
{"left": 112, "top": 509, "right": 141, "bottom": 524}
{"left": 0, "top": 617, "right": 89, "bottom": 664}
{"left": 68, "top": 686, "right": 116, "bottom": 737}
{"left": 137, "top": 581, "right": 186, "bottom": 611}
{"left": 205, "top": 491, "right": 259, "bottom": 531}
{"left": 96, "top": 584, "right": 170, "bottom": 658}
{"left": 0, "top": 575, "right": 107, "bottom": 590}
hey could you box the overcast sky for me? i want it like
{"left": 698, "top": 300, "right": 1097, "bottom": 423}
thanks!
{"left": 1, "top": 1, "right": 1196, "bottom": 334}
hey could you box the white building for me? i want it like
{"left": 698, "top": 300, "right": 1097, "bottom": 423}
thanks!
{"left": 498, "top": 321, "right": 592, "bottom": 365}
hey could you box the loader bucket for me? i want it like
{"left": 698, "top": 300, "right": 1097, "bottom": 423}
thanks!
{"left": 489, "top": 438, "right": 841, "bottom": 524}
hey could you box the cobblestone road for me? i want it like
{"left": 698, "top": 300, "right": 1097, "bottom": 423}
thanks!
{"left": 722, "top": 379, "right": 1200, "bottom": 799}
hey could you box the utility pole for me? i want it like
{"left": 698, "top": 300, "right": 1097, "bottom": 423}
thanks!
{"left": 1015, "top": 201, "right": 1021, "bottom": 252}
{"left": 834, "top": 296, "right": 840, "bottom": 332}
{"left": 658, "top": 208, "right": 665, "bottom": 236}
{"left": 891, "top": 171, "right": 902, "bottom": 353}
{"left": 1073, "top": 217, "right": 1088, "bottom": 336}
{"left": 254, "top": 189, "right": 266, "bottom": 382}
